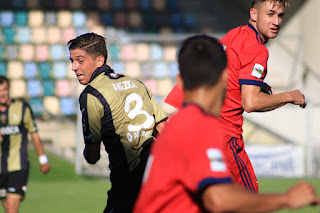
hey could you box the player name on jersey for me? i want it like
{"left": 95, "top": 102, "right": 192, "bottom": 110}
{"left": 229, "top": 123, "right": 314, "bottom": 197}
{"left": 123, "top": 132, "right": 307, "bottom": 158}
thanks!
{"left": 0, "top": 125, "right": 21, "bottom": 136}
{"left": 112, "top": 80, "right": 137, "bottom": 92}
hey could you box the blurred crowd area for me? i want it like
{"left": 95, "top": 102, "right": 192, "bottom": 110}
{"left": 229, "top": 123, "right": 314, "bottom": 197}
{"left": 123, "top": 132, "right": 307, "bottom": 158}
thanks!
{"left": 0, "top": 0, "right": 199, "bottom": 118}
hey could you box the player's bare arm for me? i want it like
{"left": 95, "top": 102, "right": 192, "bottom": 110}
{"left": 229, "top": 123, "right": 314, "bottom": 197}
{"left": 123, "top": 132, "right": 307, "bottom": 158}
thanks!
{"left": 241, "top": 84, "right": 306, "bottom": 112}
{"left": 31, "top": 132, "right": 51, "bottom": 174}
{"left": 155, "top": 121, "right": 166, "bottom": 134}
{"left": 202, "top": 181, "right": 320, "bottom": 213}
{"left": 84, "top": 143, "right": 101, "bottom": 164}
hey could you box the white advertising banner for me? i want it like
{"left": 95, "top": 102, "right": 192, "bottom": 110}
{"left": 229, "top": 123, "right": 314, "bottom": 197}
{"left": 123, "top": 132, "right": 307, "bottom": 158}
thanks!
{"left": 246, "top": 145, "right": 305, "bottom": 177}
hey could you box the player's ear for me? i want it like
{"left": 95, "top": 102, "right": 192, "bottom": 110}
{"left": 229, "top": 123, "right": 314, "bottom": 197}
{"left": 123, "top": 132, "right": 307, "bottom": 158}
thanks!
{"left": 96, "top": 55, "right": 105, "bottom": 67}
{"left": 221, "top": 68, "right": 228, "bottom": 85}
{"left": 175, "top": 74, "right": 184, "bottom": 90}
{"left": 250, "top": 8, "right": 257, "bottom": 22}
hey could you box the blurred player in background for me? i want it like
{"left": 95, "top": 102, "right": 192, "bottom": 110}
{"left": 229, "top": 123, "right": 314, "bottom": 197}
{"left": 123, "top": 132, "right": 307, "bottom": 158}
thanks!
{"left": 134, "top": 34, "right": 319, "bottom": 213}
{"left": 0, "top": 76, "right": 51, "bottom": 213}
{"left": 164, "top": 0, "right": 306, "bottom": 193}
{"left": 68, "top": 33, "right": 167, "bottom": 213}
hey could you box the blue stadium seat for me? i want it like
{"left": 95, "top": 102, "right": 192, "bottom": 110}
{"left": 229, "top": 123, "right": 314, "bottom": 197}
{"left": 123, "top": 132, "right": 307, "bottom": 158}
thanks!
{"left": 150, "top": 43, "right": 163, "bottom": 60}
{"left": 112, "top": 0, "right": 124, "bottom": 10}
{"left": 184, "top": 13, "right": 196, "bottom": 28}
{"left": 0, "top": 46, "right": 3, "bottom": 60}
{"left": 15, "top": 27, "right": 31, "bottom": 43}
{"left": 42, "top": 80, "right": 55, "bottom": 96}
{"left": 24, "top": 62, "right": 37, "bottom": 79}
{"left": 38, "top": 62, "right": 51, "bottom": 79}
{"left": 170, "top": 13, "right": 183, "bottom": 27}
{"left": 12, "top": 0, "right": 26, "bottom": 9}
{"left": 75, "top": 27, "right": 89, "bottom": 37}
{"left": 27, "top": 79, "right": 42, "bottom": 97}
{"left": 112, "top": 61, "right": 124, "bottom": 73}
{"left": 154, "top": 62, "right": 168, "bottom": 78}
{"left": 0, "top": 29, "right": 3, "bottom": 42}
{"left": 50, "top": 44, "right": 65, "bottom": 60}
{"left": 53, "top": 62, "right": 67, "bottom": 79}
{"left": 0, "top": 62, "right": 6, "bottom": 76}
{"left": 29, "top": 98, "right": 44, "bottom": 116}
{"left": 0, "top": 11, "right": 14, "bottom": 26}
{"left": 60, "top": 97, "right": 76, "bottom": 115}
{"left": 168, "top": 62, "right": 179, "bottom": 78}
{"left": 139, "top": 0, "right": 152, "bottom": 10}
{"left": 72, "top": 11, "right": 86, "bottom": 27}
{"left": 100, "top": 13, "right": 114, "bottom": 26}
{"left": 14, "top": 11, "right": 28, "bottom": 26}
{"left": 3, "top": 27, "right": 15, "bottom": 44}
{"left": 166, "top": 0, "right": 179, "bottom": 10}
{"left": 108, "top": 44, "right": 120, "bottom": 61}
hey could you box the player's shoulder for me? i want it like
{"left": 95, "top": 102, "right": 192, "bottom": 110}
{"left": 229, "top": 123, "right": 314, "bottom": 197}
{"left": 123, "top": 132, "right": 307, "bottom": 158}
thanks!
{"left": 248, "top": 42, "right": 268, "bottom": 60}
{"left": 174, "top": 104, "right": 220, "bottom": 128}
{"left": 12, "top": 98, "right": 30, "bottom": 107}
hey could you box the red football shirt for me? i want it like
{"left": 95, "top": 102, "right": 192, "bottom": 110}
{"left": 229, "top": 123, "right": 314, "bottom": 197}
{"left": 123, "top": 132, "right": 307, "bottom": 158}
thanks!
{"left": 133, "top": 104, "right": 233, "bottom": 213}
{"left": 165, "top": 23, "right": 268, "bottom": 137}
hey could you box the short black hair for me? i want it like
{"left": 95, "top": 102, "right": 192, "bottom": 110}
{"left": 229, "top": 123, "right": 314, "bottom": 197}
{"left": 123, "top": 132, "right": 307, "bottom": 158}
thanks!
{"left": 178, "top": 35, "right": 227, "bottom": 90}
{"left": 67, "top": 33, "right": 108, "bottom": 64}
{"left": 251, "top": 0, "right": 290, "bottom": 8}
{"left": 0, "top": 76, "right": 9, "bottom": 86}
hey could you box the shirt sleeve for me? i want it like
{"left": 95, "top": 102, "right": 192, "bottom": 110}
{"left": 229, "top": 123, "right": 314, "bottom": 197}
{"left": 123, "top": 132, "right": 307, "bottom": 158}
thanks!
{"left": 79, "top": 92, "right": 104, "bottom": 144}
{"left": 23, "top": 102, "right": 38, "bottom": 133}
{"left": 239, "top": 47, "right": 268, "bottom": 87}
{"left": 183, "top": 121, "right": 233, "bottom": 194}
{"left": 164, "top": 84, "right": 184, "bottom": 110}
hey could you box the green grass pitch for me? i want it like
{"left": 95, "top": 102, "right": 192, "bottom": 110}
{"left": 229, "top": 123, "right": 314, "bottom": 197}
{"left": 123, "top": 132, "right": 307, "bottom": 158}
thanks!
{"left": 14, "top": 149, "right": 320, "bottom": 213}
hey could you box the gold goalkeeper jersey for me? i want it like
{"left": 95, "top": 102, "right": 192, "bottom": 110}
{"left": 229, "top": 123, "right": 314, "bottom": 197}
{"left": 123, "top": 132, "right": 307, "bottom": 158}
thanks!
{"left": 79, "top": 64, "right": 167, "bottom": 171}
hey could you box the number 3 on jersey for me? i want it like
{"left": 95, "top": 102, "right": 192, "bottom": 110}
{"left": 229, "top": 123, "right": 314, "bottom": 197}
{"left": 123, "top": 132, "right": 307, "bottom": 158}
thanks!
{"left": 124, "top": 93, "right": 154, "bottom": 132}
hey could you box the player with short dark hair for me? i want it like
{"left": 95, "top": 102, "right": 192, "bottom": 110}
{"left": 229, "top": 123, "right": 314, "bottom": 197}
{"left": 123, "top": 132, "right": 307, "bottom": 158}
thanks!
{"left": 133, "top": 34, "right": 319, "bottom": 213}
{"left": 164, "top": 0, "right": 306, "bottom": 193}
{"left": 68, "top": 33, "right": 167, "bottom": 213}
{"left": 0, "top": 76, "right": 51, "bottom": 213}
{"left": 178, "top": 35, "right": 227, "bottom": 90}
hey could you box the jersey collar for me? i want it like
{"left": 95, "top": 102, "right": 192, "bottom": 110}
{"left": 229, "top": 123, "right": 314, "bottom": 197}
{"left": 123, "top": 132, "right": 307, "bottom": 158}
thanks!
{"left": 182, "top": 102, "right": 219, "bottom": 118}
{"left": 89, "top": 64, "right": 114, "bottom": 83}
{"left": 246, "top": 23, "right": 264, "bottom": 45}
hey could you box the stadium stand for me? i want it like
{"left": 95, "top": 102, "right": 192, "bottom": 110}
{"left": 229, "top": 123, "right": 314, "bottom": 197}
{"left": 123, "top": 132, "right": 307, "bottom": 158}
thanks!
{"left": 1, "top": 0, "right": 319, "bottom": 178}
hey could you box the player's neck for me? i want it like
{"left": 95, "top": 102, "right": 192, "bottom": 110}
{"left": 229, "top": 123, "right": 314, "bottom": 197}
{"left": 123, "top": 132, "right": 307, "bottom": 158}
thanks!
{"left": 248, "top": 20, "right": 269, "bottom": 44}
{"left": 0, "top": 99, "right": 11, "bottom": 112}
{"left": 184, "top": 87, "right": 222, "bottom": 117}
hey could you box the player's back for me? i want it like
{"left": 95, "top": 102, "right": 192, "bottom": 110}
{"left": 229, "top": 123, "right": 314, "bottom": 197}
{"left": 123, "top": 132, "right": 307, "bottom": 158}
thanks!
{"left": 134, "top": 104, "right": 229, "bottom": 213}
{"left": 86, "top": 69, "right": 166, "bottom": 170}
